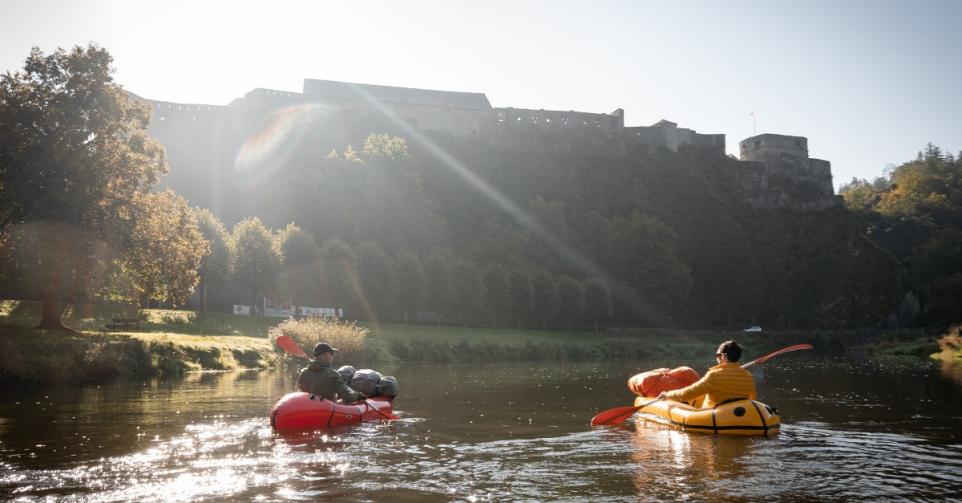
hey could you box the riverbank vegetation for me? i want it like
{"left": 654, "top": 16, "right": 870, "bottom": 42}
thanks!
{"left": 2, "top": 299, "right": 942, "bottom": 386}
{"left": 2, "top": 45, "right": 959, "bottom": 388}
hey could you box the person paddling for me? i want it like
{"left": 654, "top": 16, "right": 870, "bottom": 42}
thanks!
{"left": 297, "top": 342, "right": 366, "bottom": 403}
{"left": 657, "top": 340, "right": 756, "bottom": 408}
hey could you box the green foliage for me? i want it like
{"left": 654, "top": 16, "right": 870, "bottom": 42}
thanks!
{"left": 423, "top": 250, "right": 455, "bottom": 323}
{"left": 355, "top": 240, "right": 397, "bottom": 320}
{"left": 482, "top": 263, "right": 509, "bottom": 328}
{"left": 194, "top": 208, "right": 230, "bottom": 310}
{"left": 393, "top": 250, "right": 425, "bottom": 323}
{"left": 507, "top": 269, "right": 534, "bottom": 328}
{"left": 451, "top": 258, "right": 484, "bottom": 326}
{"left": 556, "top": 275, "right": 585, "bottom": 330}
{"left": 229, "top": 217, "right": 280, "bottom": 314}
{"left": 838, "top": 144, "right": 962, "bottom": 327}
{"left": 275, "top": 223, "right": 322, "bottom": 307}
{"left": 120, "top": 190, "right": 208, "bottom": 306}
{"left": 0, "top": 45, "right": 168, "bottom": 328}
{"left": 530, "top": 270, "right": 559, "bottom": 329}
{"left": 584, "top": 277, "right": 613, "bottom": 332}
{"left": 319, "top": 237, "right": 357, "bottom": 316}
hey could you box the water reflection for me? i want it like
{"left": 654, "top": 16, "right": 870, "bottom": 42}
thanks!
{"left": 939, "top": 359, "right": 962, "bottom": 386}
{"left": 1, "top": 358, "right": 962, "bottom": 501}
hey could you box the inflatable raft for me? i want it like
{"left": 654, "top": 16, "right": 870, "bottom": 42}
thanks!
{"left": 632, "top": 395, "right": 780, "bottom": 437}
{"left": 270, "top": 392, "right": 394, "bottom": 430}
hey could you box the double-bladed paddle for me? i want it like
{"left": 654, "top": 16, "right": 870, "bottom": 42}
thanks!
{"left": 274, "top": 334, "right": 399, "bottom": 421}
{"left": 589, "top": 343, "right": 813, "bottom": 426}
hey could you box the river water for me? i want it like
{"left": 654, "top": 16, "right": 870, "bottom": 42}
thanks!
{"left": 2, "top": 356, "right": 961, "bottom": 501}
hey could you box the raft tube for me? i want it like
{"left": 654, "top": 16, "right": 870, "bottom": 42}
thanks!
{"left": 633, "top": 395, "right": 780, "bottom": 437}
{"left": 270, "top": 392, "right": 394, "bottom": 430}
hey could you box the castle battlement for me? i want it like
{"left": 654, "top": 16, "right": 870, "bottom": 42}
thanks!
{"left": 133, "top": 79, "right": 836, "bottom": 211}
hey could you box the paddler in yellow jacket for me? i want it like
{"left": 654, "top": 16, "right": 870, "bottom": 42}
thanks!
{"left": 657, "top": 340, "right": 756, "bottom": 408}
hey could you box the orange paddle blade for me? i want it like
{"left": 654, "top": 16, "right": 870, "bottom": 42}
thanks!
{"left": 275, "top": 335, "right": 310, "bottom": 359}
{"left": 590, "top": 404, "right": 644, "bottom": 426}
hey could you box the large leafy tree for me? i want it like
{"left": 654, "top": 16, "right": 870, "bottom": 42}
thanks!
{"left": 423, "top": 250, "right": 455, "bottom": 325}
{"left": 229, "top": 217, "right": 280, "bottom": 316}
{"left": 0, "top": 45, "right": 167, "bottom": 329}
{"left": 276, "top": 223, "right": 322, "bottom": 309}
{"left": 556, "top": 275, "right": 585, "bottom": 331}
{"left": 507, "top": 269, "right": 534, "bottom": 328}
{"left": 531, "top": 270, "right": 559, "bottom": 329}
{"left": 481, "top": 263, "right": 509, "bottom": 328}
{"left": 319, "top": 237, "right": 357, "bottom": 318}
{"left": 194, "top": 208, "right": 230, "bottom": 311}
{"left": 394, "top": 249, "right": 425, "bottom": 323}
{"left": 120, "top": 191, "right": 207, "bottom": 307}
{"left": 584, "top": 277, "right": 613, "bottom": 332}
{"left": 452, "top": 258, "right": 484, "bottom": 327}
{"left": 355, "top": 240, "right": 397, "bottom": 320}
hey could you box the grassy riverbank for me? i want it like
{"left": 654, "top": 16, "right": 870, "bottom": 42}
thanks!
{"left": 0, "top": 300, "right": 277, "bottom": 385}
{"left": 0, "top": 299, "right": 944, "bottom": 385}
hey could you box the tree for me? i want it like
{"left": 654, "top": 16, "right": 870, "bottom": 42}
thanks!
{"left": 507, "top": 269, "right": 534, "bottom": 328}
{"left": 531, "top": 270, "right": 559, "bottom": 329}
{"left": 229, "top": 218, "right": 280, "bottom": 316}
{"left": 276, "top": 223, "right": 322, "bottom": 310}
{"left": 0, "top": 45, "right": 167, "bottom": 329}
{"left": 584, "top": 277, "right": 613, "bottom": 332}
{"left": 423, "top": 250, "right": 455, "bottom": 325}
{"left": 452, "top": 258, "right": 484, "bottom": 327}
{"left": 120, "top": 191, "right": 207, "bottom": 308}
{"left": 556, "top": 275, "right": 585, "bottom": 331}
{"left": 482, "top": 263, "right": 509, "bottom": 328}
{"left": 394, "top": 249, "right": 425, "bottom": 323}
{"left": 194, "top": 208, "right": 229, "bottom": 311}
{"left": 355, "top": 240, "right": 397, "bottom": 320}
{"left": 319, "top": 237, "right": 356, "bottom": 318}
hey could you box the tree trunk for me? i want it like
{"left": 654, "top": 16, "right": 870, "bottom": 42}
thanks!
{"left": 201, "top": 281, "right": 208, "bottom": 312}
{"left": 250, "top": 287, "right": 257, "bottom": 317}
{"left": 36, "top": 291, "right": 70, "bottom": 331}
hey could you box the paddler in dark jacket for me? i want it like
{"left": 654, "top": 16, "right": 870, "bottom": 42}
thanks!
{"left": 297, "top": 342, "right": 366, "bottom": 403}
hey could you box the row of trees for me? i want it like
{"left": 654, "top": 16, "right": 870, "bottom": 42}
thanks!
{"left": 200, "top": 213, "right": 615, "bottom": 329}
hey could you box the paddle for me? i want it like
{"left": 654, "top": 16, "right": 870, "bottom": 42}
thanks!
{"left": 273, "top": 335, "right": 399, "bottom": 420}
{"left": 275, "top": 334, "right": 310, "bottom": 359}
{"left": 589, "top": 343, "right": 813, "bottom": 427}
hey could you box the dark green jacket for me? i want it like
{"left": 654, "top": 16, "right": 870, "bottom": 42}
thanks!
{"left": 297, "top": 360, "right": 364, "bottom": 403}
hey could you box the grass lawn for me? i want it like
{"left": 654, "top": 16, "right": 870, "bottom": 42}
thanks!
{"left": 0, "top": 300, "right": 279, "bottom": 384}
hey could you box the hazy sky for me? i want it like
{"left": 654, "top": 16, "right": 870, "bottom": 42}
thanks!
{"left": 2, "top": 0, "right": 960, "bottom": 189}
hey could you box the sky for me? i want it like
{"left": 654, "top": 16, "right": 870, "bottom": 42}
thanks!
{"left": 2, "top": 0, "right": 960, "bottom": 190}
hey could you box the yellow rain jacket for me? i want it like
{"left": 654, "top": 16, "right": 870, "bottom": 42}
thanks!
{"left": 662, "top": 362, "right": 756, "bottom": 408}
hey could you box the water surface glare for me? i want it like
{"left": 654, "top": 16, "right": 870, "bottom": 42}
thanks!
{"left": 2, "top": 357, "right": 961, "bottom": 501}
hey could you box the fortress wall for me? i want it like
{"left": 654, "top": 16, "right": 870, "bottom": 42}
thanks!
{"left": 739, "top": 134, "right": 808, "bottom": 161}
{"left": 492, "top": 108, "right": 622, "bottom": 131}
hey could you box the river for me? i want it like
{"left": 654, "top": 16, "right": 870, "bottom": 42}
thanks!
{"left": 2, "top": 355, "right": 961, "bottom": 501}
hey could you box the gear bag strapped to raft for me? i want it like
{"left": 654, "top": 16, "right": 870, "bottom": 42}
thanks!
{"left": 628, "top": 366, "right": 701, "bottom": 398}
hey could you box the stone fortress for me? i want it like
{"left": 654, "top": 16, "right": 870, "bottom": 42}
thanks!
{"left": 138, "top": 78, "right": 838, "bottom": 211}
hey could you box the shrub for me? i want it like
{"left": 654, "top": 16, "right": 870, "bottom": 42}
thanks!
{"left": 269, "top": 317, "right": 390, "bottom": 364}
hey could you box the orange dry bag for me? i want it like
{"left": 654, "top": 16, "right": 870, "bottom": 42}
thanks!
{"left": 627, "top": 366, "right": 701, "bottom": 398}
